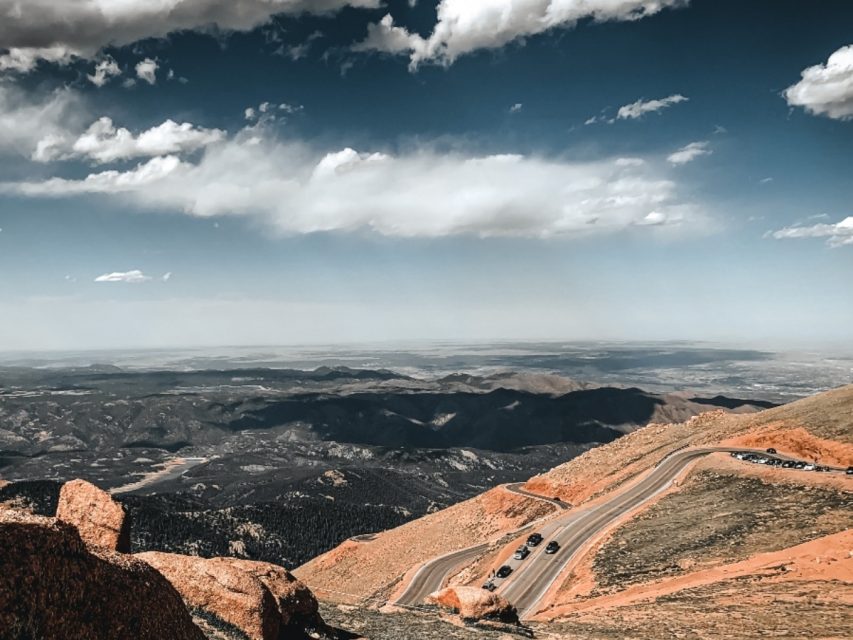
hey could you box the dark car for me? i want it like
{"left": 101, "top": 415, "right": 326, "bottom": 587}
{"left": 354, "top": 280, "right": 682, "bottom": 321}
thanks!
{"left": 496, "top": 565, "right": 513, "bottom": 578}
{"left": 545, "top": 541, "right": 560, "bottom": 554}
{"left": 766, "top": 447, "right": 777, "bottom": 454}
{"left": 514, "top": 546, "right": 530, "bottom": 560}
{"left": 482, "top": 581, "right": 497, "bottom": 591}
{"left": 846, "top": 466, "right": 853, "bottom": 475}
{"left": 782, "top": 460, "right": 795, "bottom": 468}
{"left": 527, "top": 533, "right": 543, "bottom": 547}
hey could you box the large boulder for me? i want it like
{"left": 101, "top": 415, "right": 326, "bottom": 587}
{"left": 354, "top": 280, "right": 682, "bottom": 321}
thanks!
{"left": 0, "top": 510, "right": 204, "bottom": 640}
{"left": 137, "top": 551, "right": 323, "bottom": 640}
{"left": 56, "top": 479, "right": 130, "bottom": 552}
{"left": 427, "top": 586, "right": 518, "bottom": 623}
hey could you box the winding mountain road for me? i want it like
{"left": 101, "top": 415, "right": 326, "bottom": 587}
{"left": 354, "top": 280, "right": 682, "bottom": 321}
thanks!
{"left": 394, "top": 446, "right": 782, "bottom": 615}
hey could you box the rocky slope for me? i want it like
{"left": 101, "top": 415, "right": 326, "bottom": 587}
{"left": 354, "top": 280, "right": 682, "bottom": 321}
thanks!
{"left": 0, "top": 509, "right": 204, "bottom": 640}
{"left": 0, "top": 479, "right": 332, "bottom": 640}
{"left": 300, "top": 384, "right": 852, "bottom": 638}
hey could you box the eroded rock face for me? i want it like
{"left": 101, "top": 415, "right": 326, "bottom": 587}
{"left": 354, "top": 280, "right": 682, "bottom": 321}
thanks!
{"left": 0, "top": 510, "right": 204, "bottom": 640}
{"left": 56, "top": 478, "right": 130, "bottom": 552}
{"left": 427, "top": 586, "right": 518, "bottom": 623}
{"left": 137, "top": 551, "right": 323, "bottom": 640}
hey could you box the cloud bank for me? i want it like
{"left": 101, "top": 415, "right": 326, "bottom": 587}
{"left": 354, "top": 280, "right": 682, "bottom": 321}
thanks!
{"left": 64, "top": 117, "right": 225, "bottom": 164}
{"left": 5, "top": 122, "right": 704, "bottom": 239}
{"left": 355, "top": 0, "right": 687, "bottom": 68}
{"left": 0, "top": 0, "right": 382, "bottom": 70}
{"left": 784, "top": 45, "right": 853, "bottom": 121}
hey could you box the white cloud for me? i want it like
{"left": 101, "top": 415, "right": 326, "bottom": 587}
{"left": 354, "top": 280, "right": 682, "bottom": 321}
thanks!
{"left": 0, "top": 1, "right": 382, "bottom": 69}
{"left": 15, "top": 155, "right": 186, "bottom": 195}
{"left": 355, "top": 1, "right": 687, "bottom": 69}
{"left": 88, "top": 56, "right": 121, "bottom": 87}
{"left": 784, "top": 45, "right": 853, "bottom": 121}
{"left": 0, "top": 46, "right": 76, "bottom": 72}
{"left": 616, "top": 94, "right": 688, "bottom": 120}
{"left": 0, "top": 83, "right": 84, "bottom": 160}
{"left": 135, "top": 58, "right": 158, "bottom": 85}
{"left": 162, "top": 272, "right": 173, "bottom": 282}
{"left": 637, "top": 211, "right": 668, "bottom": 225}
{"left": 3, "top": 127, "right": 706, "bottom": 239}
{"left": 770, "top": 216, "right": 853, "bottom": 248}
{"left": 509, "top": 103, "right": 523, "bottom": 113}
{"left": 64, "top": 117, "right": 225, "bottom": 164}
{"left": 667, "top": 141, "right": 711, "bottom": 165}
{"left": 94, "top": 270, "right": 153, "bottom": 283}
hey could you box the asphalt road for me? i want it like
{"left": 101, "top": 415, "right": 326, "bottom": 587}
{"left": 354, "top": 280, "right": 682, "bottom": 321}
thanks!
{"left": 505, "top": 483, "right": 570, "bottom": 510}
{"left": 498, "top": 447, "right": 736, "bottom": 618}
{"left": 395, "top": 446, "right": 797, "bottom": 613}
{"left": 394, "top": 482, "right": 565, "bottom": 607}
{"left": 496, "top": 445, "right": 847, "bottom": 618}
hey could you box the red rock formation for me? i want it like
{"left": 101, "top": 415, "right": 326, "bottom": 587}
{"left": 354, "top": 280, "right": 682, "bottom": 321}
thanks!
{"left": 138, "top": 551, "right": 323, "bottom": 640}
{"left": 427, "top": 586, "right": 518, "bottom": 622}
{"left": 0, "top": 509, "right": 204, "bottom": 640}
{"left": 56, "top": 478, "right": 131, "bottom": 552}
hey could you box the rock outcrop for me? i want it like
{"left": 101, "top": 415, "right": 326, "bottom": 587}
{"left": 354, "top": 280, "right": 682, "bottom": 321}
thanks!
{"left": 138, "top": 551, "right": 323, "bottom": 640}
{"left": 426, "top": 586, "right": 518, "bottom": 623}
{"left": 56, "top": 478, "right": 131, "bottom": 552}
{"left": 0, "top": 509, "right": 205, "bottom": 640}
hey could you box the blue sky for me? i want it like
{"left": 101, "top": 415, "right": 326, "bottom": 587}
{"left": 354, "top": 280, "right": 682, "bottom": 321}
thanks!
{"left": 0, "top": 0, "right": 852, "bottom": 350}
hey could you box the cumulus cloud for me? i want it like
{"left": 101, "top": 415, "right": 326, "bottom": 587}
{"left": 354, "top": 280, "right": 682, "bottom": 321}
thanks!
{"left": 784, "top": 45, "right": 853, "bottom": 120}
{"left": 88, "top": 56, "right": 121, "bottom": 87}
{"left": 770, "top": 216, "right": 853, "bottom": 248}
{"left": 667, "top": 141, "right": 711, "bottom": 165}
{"left": 94, "top": 270, "right": 153, "bottom": 283}
{"left": 355, "top": 0, "right": 687, "bottom": 69}
{"left": 135, "top": 58, "right": 158, "bottom": 84}
{"left": 0, "top": 0, "right": 382, "bottom": 69}
{"left": 616, "top": 94, "right": 688, "bottom": 120}
{"left": 64, "top": 117, "right": 225, "bottom": 164}
{"left": 3, "top": 126, "right": 705, "bottom": 239}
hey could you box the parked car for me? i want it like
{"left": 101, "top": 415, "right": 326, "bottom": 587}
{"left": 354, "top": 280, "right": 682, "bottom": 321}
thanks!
{"left": 482, "top": 581, "right": 497, "bottom": 591}
{"left": 766, "top": 447, "right": 777, "bottom": 454}
{"left": 514, "top": 546, "right": 530, "bottom": 560}
{"left": 846, "top": 466, "right": 853, "bottom": 475}
{"left": 545, "top": 541, "right": 560, "bottom": 554}
{"left": 527, "top": 533, "right": 543, "bottom": 547}
{"left": 496, "top": 565, "right": 513, "bottom": 578}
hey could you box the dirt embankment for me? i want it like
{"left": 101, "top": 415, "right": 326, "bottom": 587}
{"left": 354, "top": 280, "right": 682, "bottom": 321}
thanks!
{"left": 533, "top": 458, "right": 851, "bottom": 638}
{"left": 544, "top": 530, "right": 852, "bottom": 638}
{"left": 590, "top": 468, "right": 852, "bottom": 591}
{"left": 295, "top": 486, "right": 555, "bottom": 604}
{"left": 524, "top": 384, "right": 853, "bottom": 505}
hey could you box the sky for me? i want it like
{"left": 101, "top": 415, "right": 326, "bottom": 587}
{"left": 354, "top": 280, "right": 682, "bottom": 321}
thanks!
{"left": 0, "top": 0, "right": 852, "bottom": 351}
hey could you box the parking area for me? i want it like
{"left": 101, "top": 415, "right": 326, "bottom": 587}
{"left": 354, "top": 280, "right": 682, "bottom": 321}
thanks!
{"left": 730, "top": 450, "right": 844, "bottom": 474}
